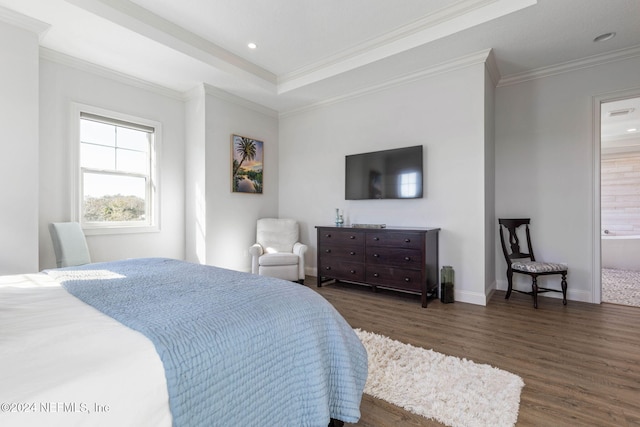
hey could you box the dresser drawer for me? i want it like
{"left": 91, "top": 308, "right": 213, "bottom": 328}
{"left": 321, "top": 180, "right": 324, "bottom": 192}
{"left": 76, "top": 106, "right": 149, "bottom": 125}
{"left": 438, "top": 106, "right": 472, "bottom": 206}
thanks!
{"left": 366, "top": 231, "right": 424, "bottom": 249}
{"left": 320, "top": 245, "right": 365, "bottom": 262}
{"left": 365, "top": 267, "right": 423, "bottom": 292}
{"left": 319, "top": 230, "right": 365, "bottom": 247}
{"left": 366, "top": 247, "right": 422, "bottom": 269}
{"left": 319, "top": 260, "right": 365, "bottom": 282}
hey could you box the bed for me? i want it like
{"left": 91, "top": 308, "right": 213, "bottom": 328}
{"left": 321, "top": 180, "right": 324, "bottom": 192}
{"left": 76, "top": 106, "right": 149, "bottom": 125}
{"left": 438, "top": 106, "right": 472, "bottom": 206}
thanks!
{"left": 0, "top": 258, "right": 367, "bottom": 427}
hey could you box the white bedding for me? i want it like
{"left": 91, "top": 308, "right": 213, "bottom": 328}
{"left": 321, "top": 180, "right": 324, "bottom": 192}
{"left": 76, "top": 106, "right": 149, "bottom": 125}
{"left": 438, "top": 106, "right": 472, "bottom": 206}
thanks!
{"left": 0, "top": 273, "right": 172, "bottom": 427}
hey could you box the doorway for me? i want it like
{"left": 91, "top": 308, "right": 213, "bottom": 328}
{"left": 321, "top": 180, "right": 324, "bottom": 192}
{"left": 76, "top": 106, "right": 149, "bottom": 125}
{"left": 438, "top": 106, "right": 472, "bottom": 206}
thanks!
{"left": 600, "top": 95, "right": 640, "bottom": 307}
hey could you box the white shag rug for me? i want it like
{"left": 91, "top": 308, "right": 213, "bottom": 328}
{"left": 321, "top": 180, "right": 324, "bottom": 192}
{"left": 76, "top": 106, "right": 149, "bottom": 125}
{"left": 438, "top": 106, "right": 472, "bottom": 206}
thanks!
{"left": 355, "top": 329, "right": 525, "bottom": 427}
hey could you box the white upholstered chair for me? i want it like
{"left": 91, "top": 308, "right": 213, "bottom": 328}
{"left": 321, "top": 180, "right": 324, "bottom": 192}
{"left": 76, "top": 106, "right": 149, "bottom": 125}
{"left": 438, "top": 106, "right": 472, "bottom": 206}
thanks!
{"left": 49, "top": 222, "right": 91, "bottom": 268}
{"left": 249, "top": 218, "right": 307, "bottom": 283}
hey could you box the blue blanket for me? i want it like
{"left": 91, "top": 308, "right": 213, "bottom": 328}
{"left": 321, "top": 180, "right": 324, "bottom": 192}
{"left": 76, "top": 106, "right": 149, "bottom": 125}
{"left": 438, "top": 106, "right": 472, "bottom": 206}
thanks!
{"left": 46, "top": 258, "right": 367, "bottom": 427}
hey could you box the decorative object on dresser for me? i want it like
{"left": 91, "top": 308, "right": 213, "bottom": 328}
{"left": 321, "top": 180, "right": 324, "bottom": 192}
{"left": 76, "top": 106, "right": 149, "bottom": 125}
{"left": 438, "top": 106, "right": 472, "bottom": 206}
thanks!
{"left": 316, "top": 225, "right": 440, "bottom": 307}
{"left": 498, "top": 218, "right": 568, "bottom": 308}
{"left": 352, "top": 223, "right": 386, "bottom": 228}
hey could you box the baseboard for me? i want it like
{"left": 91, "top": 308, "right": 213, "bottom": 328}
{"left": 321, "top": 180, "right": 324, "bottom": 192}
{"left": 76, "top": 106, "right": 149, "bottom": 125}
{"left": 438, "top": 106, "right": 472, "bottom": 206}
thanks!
{"left": 308, "top": 266, "right": 492, "bottom": 306}
{"left": 309, "top": 268, "right": 594, "bottom": 304}
{"left": 454, "top": 289, "right": 489, "bottom": 306}
{"left": 495, "top": 279, "right": 593, "bottom": 303}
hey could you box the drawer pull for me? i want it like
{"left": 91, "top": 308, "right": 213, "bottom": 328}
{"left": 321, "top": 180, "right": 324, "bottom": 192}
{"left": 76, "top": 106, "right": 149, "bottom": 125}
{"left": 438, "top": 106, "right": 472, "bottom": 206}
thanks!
{"left": 325, "top": 266, "right": 331, "bottom": 270}
{"left": 373, "top": 253, "right": 380, "bottom": 258}
{"left": 325, "top": 249, "right": 331, "bottom": 253}
{"left": 404, "top": 277, "right": 411, "bottom": 282}
{"left": 405, "top": 238, "right": 411, "bottom": 243}
{"left": 350, "top": 270, "right": 356, "bottom": 274}
{"left": 349, "top": 235, "right": 356, "bottom": 239}
{"left": 373, "top": 273, "right": 379, "bottom": 278}
{"left": 404, "top": 256, "right": 411, "bottom": 261}
{"left": 325, "top": 234, "right": 331, "bottom": 238}
{"left": 349, "top": 251, "right": 355, "bottom": 255}
{"left": 373, "top": 237, "right": 379, "bottom": 241}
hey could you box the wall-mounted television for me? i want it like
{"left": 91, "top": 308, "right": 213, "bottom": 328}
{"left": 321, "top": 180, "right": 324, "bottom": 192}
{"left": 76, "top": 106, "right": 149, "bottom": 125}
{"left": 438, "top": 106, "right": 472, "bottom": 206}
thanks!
{"left": 345, "top": 145, "right": 423, "bottom": 200}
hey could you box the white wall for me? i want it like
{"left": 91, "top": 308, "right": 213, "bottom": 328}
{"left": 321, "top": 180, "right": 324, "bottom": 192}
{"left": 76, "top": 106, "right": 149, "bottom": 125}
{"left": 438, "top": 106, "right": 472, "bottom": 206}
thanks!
{"left": 38, "top": 58, "right": 186, "bottom": 269}
{"left": 495, "top": 55, "right": 640, "bottom": 303}
{"left": 0, "top": 19, "right": 39, "bottom": 274}
{"left": 279, "top": 63, "right": 492, "bottom": 304}
{"left": 189, "top": 86, "right": 279, "bottom": 272}
{"left": 184, "top": 85, "right": 207, "bottom": 264}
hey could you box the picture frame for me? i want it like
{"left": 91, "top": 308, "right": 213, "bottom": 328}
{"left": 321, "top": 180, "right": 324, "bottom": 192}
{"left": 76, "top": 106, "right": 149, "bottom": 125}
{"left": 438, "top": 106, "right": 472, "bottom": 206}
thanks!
{"left": 231, "top": 134, "right": 263, "bottom": 194}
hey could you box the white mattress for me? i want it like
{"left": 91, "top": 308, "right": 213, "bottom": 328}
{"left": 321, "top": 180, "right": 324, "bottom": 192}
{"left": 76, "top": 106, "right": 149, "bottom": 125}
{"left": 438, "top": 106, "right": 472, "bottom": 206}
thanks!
{"left": 0, "top": 273, "right": 172, "bottom": 427}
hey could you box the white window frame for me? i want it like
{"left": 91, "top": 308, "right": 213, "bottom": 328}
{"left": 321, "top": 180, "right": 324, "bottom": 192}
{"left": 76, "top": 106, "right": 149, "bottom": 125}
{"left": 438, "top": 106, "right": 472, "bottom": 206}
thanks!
{"left": 70, "top": 103, "right": 161, "bottom": 235}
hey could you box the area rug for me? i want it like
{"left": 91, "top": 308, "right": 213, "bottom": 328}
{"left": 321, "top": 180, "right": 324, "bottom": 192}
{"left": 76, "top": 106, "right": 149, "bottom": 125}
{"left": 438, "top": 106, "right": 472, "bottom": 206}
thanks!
{"left": 355, "top": 329, "right": 524, "bottom": 427}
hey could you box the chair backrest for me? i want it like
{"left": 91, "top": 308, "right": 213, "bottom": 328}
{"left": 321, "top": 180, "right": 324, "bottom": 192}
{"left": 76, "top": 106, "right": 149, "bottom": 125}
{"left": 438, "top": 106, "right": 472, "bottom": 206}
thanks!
{"left": 498, "top": 218, "right": 536, "bottom": 264}
{"left": 49, "top": 222, "right": 91, "bottom": 268}
{"left": 256, "top": 218, "right": 299, "bottom": 253}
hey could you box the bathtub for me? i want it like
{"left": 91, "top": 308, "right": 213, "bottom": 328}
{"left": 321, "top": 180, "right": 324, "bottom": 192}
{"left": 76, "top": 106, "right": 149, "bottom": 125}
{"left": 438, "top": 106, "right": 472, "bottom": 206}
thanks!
{"left": 601, "top": 234, "right": 640, "bottom": 271}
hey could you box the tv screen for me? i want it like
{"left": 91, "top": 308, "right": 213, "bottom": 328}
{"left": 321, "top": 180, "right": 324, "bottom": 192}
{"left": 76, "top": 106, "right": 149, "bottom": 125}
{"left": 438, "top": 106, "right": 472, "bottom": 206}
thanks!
{"left": 345, "top": 145, "right": 423, "bottom": 200}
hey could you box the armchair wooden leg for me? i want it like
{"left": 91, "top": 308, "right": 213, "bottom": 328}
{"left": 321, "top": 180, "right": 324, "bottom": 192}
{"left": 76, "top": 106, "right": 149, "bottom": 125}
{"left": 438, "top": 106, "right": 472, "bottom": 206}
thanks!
{"left": 561, "top": 274, "right": 568, "bottom": 305}
{"left": 532, "top": 276, "right": 539, "bottom": 309}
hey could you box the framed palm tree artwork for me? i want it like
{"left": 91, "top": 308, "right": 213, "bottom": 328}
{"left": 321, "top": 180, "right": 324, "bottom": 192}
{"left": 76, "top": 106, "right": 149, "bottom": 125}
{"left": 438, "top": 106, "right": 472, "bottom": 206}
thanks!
{"left": 231, "top": 134, "right": 263, "bottom": 193}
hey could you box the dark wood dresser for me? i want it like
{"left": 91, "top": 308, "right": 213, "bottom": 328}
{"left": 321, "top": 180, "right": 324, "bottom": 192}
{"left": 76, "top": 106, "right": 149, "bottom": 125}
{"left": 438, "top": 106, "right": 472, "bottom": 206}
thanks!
{"left": 315, "top": 226, "right": 440, "bottom": 307}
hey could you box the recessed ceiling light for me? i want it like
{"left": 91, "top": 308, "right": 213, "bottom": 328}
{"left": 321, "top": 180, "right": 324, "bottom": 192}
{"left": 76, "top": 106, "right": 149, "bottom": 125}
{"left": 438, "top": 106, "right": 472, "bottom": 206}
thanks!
{"left": 594, "top": 32, "right": 616, "bottom": 43}
{"left": 628, "top": 128, "right": 638, "bottom": 133}
{"left": 247, "top": 42, "right": 257, "bottom": 49}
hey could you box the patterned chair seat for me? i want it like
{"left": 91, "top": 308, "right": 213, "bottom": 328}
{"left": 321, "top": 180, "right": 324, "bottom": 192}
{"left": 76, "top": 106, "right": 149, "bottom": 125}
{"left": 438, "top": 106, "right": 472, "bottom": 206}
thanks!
{"left": 511, "top": 261, "right": 567, "bottom": 274}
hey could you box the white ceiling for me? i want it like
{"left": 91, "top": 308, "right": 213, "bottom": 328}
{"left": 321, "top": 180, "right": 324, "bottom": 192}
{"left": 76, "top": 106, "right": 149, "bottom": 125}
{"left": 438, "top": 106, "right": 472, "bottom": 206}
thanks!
{"left": 1, "top": 0, "right": 640, "bottom": 113}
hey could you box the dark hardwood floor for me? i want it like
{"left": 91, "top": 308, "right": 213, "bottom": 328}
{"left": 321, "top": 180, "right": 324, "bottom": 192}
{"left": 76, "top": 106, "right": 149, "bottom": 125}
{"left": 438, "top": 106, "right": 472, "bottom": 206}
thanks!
{"left": 304, "top": 278, "right": 640, "bottom": 427}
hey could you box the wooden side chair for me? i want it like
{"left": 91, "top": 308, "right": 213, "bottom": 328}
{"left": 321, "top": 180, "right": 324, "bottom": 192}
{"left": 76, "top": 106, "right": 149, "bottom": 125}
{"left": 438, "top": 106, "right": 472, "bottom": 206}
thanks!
{"left": 498, "top": 218, "right": 568, "bottom": 308}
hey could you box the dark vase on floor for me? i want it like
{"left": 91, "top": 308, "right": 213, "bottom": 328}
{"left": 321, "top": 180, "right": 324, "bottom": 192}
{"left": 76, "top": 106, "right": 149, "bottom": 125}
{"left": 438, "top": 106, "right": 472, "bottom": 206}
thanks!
{"left": 440, "top": 266, "right": 454, "bottom": 304}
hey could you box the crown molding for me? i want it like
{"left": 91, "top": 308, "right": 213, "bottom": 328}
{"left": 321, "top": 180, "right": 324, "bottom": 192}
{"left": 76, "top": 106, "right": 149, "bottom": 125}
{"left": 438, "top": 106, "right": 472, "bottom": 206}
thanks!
{"left": 498, "top": 44, "right": 640, "bottom": 87}
{"left": 40, "top": 47, "right": 184, "bottom": 101}
{"left": 277, "top": 0, "right": 535, "bottom": 93}
{"left": 0, "top": 5, "right": 50, "bottom": 40}
{"left": 202, "top": 83, "right": 278, "bottom": 119}
{"left": 183, "top": 84, "right": 205, "bottom": 102}
{"left": 280, "top": 49, "right": 493, "bottom": 119}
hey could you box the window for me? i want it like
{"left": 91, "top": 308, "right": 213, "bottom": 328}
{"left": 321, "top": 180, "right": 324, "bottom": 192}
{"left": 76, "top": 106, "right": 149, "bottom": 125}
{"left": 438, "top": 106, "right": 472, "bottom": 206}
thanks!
{"left": 72, "top": 104, "right": 160, "bottom": 233}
